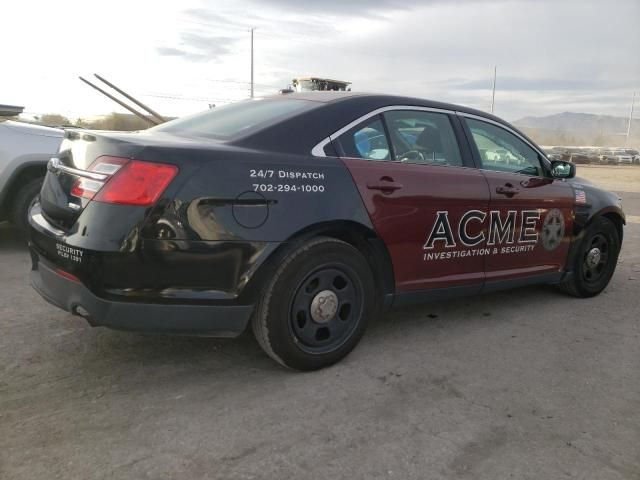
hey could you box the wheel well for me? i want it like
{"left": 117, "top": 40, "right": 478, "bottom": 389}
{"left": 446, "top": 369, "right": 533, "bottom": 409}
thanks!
{"left": 601, "top": 212, "right": 624, "bottom": 243}
{"left": 2, "top": 164, "right": 46, "bottom": 211}
{"left": 245, "top": 221, "right": 396, "bottom": 306}
{"left": 293, "top": 221, "right": 395, "bottom": 299}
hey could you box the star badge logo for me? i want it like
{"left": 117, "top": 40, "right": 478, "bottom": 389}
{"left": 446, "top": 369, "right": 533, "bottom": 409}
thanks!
{"left": 541, "top": 208, "right": 565, "bottom": 251}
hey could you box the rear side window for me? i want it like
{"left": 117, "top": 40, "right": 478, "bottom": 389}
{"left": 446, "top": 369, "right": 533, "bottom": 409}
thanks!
{"left": 338, "top": 117, "right": 391, "bottom": 161}
{"left": 383, "top": 110, "right": 463, "bottom": 166}
{"left": 336, "top": 110, "right": 464, "bottom": 167}
{"left": 151, "top": 98, "right": 317, "bottom": 140}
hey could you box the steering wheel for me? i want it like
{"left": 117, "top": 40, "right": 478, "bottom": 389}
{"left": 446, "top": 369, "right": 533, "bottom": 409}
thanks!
{"left": 398, "top": 150, "right": 425, "bottom": 163}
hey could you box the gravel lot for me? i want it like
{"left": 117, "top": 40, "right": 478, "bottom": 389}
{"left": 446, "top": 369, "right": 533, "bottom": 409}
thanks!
{"left": 1, "top": 166, "right": 639, "bottom": 479}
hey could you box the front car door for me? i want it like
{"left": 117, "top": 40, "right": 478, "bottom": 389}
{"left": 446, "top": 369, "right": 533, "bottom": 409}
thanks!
{"left": 333, "top": 107, "right": 491, "bottom": 294}
{"left": 461, "top": 114, "right": 575, "bottom": 284}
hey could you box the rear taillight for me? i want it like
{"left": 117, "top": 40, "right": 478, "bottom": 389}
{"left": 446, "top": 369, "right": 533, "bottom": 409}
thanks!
{"left": 70, "top": 156, "right": 128, "bottom": 200}
{"left": 70, "top": 156, "right": 178, "bottom": 206}
{"left": 70, "top": 177, "right": 106, "bottom": 199}
{"left": 95, "top": 160, "right": 178, "bottom": 206}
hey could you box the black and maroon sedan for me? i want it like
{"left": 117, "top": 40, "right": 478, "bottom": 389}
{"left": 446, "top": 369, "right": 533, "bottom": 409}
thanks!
{"left": 28, "top": 92, "right": 625, "bottom": 370}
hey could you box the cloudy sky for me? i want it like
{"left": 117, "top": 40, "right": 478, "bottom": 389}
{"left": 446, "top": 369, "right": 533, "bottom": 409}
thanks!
{"left": 2, "top": 0, "right": 639, "bottom": 121}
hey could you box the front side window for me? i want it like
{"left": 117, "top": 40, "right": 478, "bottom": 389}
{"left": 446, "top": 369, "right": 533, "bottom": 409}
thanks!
{"left": 338, "top": 116, "right": 390, "bottom": 161}
{"left": 383, "top": 110, "right": 463, "bottom": 166}
{"left": 466, "top": 118, "right": 543, "bottom": 176}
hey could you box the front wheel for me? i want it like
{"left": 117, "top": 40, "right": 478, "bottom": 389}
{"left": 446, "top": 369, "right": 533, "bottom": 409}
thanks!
{"left": 252, "top": 237, "right": 375, "bottom": 370}
{"left": 559, "top": 216, "right": 620, "bottom": 297}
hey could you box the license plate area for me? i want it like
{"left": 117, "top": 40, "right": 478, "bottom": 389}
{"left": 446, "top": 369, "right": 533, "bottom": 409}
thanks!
{"left": 55, "top": 242, "right": 85, "bottom": 264}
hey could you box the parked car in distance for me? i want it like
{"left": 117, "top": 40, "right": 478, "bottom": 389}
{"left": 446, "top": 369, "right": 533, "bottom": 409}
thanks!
{"left": 549, "top": 147, "right": 571, "bottom": 161}
{"left": 598, "top": 149, "right": 619, "bottom": 165}
{"left": 569, "top": 150, "right": 591, "bottom": 164}
{"left": 612, "top": 149, "right": 633, "bottom": 165}
{"left": 623, "top": 149, "right": 639, "bottom": 164}
{"left": 0, "top": 120, "right": 64, "bottom": 232}
{"left": 485, "top": 148, "right": 522, "bottom": 165}
{"left": 543, "top": 148, "right": 562, "bottom": 161}
{"left": 585, "top": 149, "right": 601, "bottom": 163}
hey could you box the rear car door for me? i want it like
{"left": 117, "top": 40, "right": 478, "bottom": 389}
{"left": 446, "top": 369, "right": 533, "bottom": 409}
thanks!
{"left": 462, "top": 115, "right": 574, "bottom": 283}
{"left": 334, "top": 108, "right": 490, "bottom": 293}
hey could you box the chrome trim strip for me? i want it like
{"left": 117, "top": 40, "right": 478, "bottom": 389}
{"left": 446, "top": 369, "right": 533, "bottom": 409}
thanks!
{"left": 311, "top": 105, "right": 455, "bottom": 157}
{"left": 32, "top": 212, "right": 65, "bottom": 236}
{"left": 48, "top": 157, "right": 108, "bottom": 181}
{"left": 311, "top": 139, "right": 329, "bottom": 157}
{"left": 476, "top": 167, "right": 543, "bottom": 179}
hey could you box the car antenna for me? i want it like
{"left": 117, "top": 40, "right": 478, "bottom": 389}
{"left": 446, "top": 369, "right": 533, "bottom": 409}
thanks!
{"left": 93, "top": 74, "right": 166, "bottom": 124}
{"left": 78, "top": 76, "right": 162, "bottom": 126}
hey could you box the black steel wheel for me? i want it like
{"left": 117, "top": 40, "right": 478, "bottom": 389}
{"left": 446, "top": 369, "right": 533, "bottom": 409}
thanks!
{"left": 290, "top": 266, "right": 363, "bottom": 354}
{"left": 252, "top": 237, "right": 375, "bottom": 370}
{"left": 581, "top": 233, "right": 610, "bottom": 285}
{"left": 559, "top": 216, "right": 620, "bottom": 297}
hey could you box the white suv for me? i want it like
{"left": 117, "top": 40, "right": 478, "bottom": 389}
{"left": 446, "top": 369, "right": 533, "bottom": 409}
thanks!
{"left": 613, "top": 149, "right": 633, "bottom": 165}
{"left": 623, "top": 149, "right": 639, "bottom": 164}
{"left": 0, "top": 120, "right": 64, "bottom": 232}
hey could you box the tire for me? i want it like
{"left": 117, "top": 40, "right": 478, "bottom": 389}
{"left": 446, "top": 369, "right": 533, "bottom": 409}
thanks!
{"left": 252, "top": 237, "right": 375, "bottom": 371}
{"left": 559, "top": 216, "right": 620, "bottom": 298}
{"left": 9, "top": 177, "right": 44, "bottom": 233}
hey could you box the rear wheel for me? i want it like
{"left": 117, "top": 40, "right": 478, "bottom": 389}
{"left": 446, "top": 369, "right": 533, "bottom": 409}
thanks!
{"left": 252, "top": 237, "right": 375, "bottom": 370}
{"left": 9, "top": 177, "right": 44, "bottom": 233}
{"left": 559, "top": 216, "right": 620, "bottom": 297}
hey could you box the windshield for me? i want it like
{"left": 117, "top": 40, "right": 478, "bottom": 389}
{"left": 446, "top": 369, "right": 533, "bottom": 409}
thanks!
{"left": 151, "top": 98, "right": 318, "bottom": 140}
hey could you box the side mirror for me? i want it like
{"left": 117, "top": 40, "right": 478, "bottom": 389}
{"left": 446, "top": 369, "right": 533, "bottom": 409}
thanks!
{"left": 550, "top": 160, "right": 575, "bottom": 179}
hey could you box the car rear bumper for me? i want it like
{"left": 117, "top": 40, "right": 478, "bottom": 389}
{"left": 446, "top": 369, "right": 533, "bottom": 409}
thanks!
{"left": 30, "top": 253, "right": 254, "bottom": 337}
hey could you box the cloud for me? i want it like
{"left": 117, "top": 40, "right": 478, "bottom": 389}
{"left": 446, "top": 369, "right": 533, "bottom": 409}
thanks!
{"left": 156, "top": 32, "right": 238, "bottom": 62}
{"left": 6, "top": 0, "right": 638, "bottom": 119}
{"left": 245, "top": 0, "right": 503, "bottom": 16}
{"left": 255, "top": 0, "right": 638, "bottom": 119}
{"left": 181, "top": 5, "right": 339, "bottom": 38}
{"left": 182, "top": 8, "right": 236, "bottom": 25}
{"left": 449, "top": 77, "right": 633, "bottom": 92}
{"left": 156, "top": 47, "right": 187, "bottom": 57}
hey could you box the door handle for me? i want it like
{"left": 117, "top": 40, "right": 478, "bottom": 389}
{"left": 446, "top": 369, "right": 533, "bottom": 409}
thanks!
{"left": 495, "top": 184, "right": 520, "bottom": 196}
{"left": 366, "top": 181, "right": 403, "bottom": 193}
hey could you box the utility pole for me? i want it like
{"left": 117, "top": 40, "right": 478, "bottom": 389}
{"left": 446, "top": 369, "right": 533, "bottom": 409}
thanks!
{"left": 490, "top": 65, "right": 497, "bottom": 114}
{"left": 250, "top": 27, "right": 255, "bottom": 98}
{"left": 626, "top": 91, "right": 636, "bottom": 146}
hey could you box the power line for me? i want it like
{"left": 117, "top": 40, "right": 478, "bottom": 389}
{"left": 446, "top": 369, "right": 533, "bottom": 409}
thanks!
{"left": 205, "top": 78, "right": 282, "bottom": 90}
{"left": 140, "top": 93, "right": 242, "bottom": 103}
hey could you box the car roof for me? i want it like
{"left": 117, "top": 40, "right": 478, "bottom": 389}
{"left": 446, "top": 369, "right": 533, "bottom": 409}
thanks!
{"left": 265, "top": 91, "right": 507, "bottom": 123}
{"left": 274, "top": 91, "right": 367, "bottom": 102}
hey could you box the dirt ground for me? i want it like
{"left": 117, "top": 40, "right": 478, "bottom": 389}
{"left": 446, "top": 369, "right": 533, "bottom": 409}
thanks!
{"left": 1, "top": 166, "right": 639, "bottom": 479}
{"left": 575, "top": 164, "right": 640, "bottom": 194}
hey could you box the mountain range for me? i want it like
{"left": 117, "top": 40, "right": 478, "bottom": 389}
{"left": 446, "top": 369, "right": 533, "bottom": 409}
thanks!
{"left": 513, "top": 112, "right": 639, "bottom": 147}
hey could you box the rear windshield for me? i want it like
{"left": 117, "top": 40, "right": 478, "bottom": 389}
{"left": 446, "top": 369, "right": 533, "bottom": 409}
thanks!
{"left": 151, "top": 98, "right": 317, "bottom": 140}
